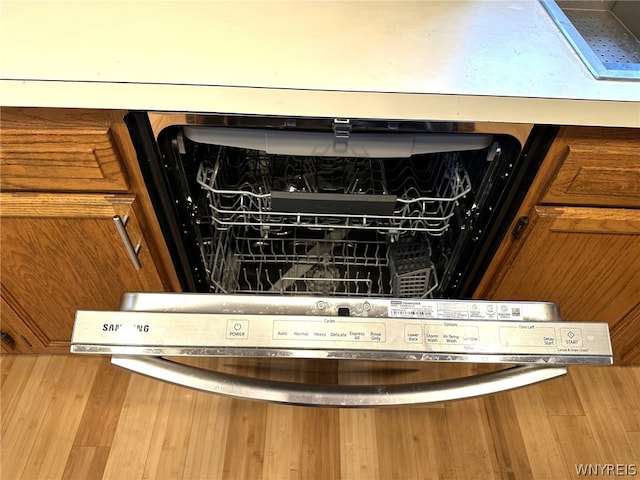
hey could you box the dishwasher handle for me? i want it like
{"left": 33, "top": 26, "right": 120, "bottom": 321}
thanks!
{"left": 111, "top": 355, "right": 567, "bottom": 407}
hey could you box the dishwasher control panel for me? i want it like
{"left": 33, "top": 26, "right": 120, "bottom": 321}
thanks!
{"left": 71, "top": 308, "right": 613, "bottom": 365}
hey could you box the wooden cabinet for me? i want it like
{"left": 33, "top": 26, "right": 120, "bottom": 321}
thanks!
{"left": 0, "top": 119, "right": 129, "bottom": 192}
{"left": 1, "top": 297, "right": 42, "bottom": 353}
{"left": 476, "top": 127, "right": 640, "bottom": 364}
{"left": 0, "top": 108, "right": 179, "bottom": 353}
{"left": 0, "top": 109, "right": 137, "bottom": 192}
{"left": 540, "top": 127, "right": 640, "bottom": 208}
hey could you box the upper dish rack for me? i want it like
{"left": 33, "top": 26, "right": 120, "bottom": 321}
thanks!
{"left": 196, "top": 149, "right": 471, "bottom": 236}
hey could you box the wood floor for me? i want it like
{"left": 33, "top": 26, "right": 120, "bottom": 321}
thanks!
{"left": 1, "top": 354, "right": 639, "bottom": 480}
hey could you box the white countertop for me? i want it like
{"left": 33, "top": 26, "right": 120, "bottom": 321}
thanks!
{"left": 1, "top": 0, "right": 639, "bottom": 127}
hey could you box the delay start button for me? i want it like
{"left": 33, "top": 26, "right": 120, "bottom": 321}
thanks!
{"left": 226, "top": 320, "right": 249, "bottom": 339}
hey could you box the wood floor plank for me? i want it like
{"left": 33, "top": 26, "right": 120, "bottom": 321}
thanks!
{"left": 375, "top": 408, "right": 421, "bottom": 480}
{"left": 445, "top": 398, "right": 497, "bottom": 479}
{"left": 221, "top": 400, "right": 269, "bottom": 480}
{"left": 1, "top": 354, "right": 35, "bottom": 429}
{"left": 482, "top": 393, "right": 534, "bottom": 480}
{"left": 142, "top": 384, "right": 198, "bottom": 480}
{"left": 61, "top": 446, "right": 110, "bottom": 480}
{"left": 69, "top": 357, "right": 131, "bottom": 447}
{"left": 337, "top": 362, "right": 380, "bottom": 480}
{"left": 550, "top": 415, "right": 603, "bottom": 479}
{"left": 262, "top": 403, "right": 299, "bottom": 480}
{"left": 626, "top": 431, "right": 640, "bottom": 462}
{"left": 101, "top": 374, "right": 165, "bottom": 480}
{"left": 604, "top": 366, "right": 640, "bottom": 432}
{"left": 20, "top": 356, "right": 100, "bottom": 480}
{"left": 0, "top": 351, "right": 13, "bottom": 367}
{"left": 418, "top": 408, "right": 459, "bottom": 480}
{"left": 507, "top": 385, "right": 570, "bottom": 480}
{"left": 264, "top": 359, "right": 341, "bottom": 480}
{"left": 181, "top": 390, "right": 233, "bottom": 480}
{"left": 0, "top": 353, "right": 16, "bottom": 388}
{"left": 339, "top": 409, "right": 380, "bottom": 480}
{"left": 570, "top": 366, "right": 638, "bottom": 464}
{"left": 60, "top": 359, "right": 130, "bottom": 480}
{"left": 539, "top": 372, "right": 585, "bottom": 416}
{"left": 634, "top": 365, "right": 640, "bottom": 387}
{"left": 298, "top": 408, "right": 341, "bottom": 480}
{"left": 0, "top": 355, "right": 53, "bottom": 479}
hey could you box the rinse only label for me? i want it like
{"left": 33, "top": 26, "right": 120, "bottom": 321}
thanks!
{"left": 388, "top": 301, "right": 524, "bottom": 320}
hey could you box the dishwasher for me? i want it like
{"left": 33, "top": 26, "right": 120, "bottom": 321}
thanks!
{"left": 71, "top": 114, "right": 612, "bottom": 407}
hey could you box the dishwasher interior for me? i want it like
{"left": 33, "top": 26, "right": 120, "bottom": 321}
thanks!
{"left": 153, "top": 117, "right": 530, "bottom": 298}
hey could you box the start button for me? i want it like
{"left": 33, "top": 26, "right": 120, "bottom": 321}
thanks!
{"left": 226, "top": 320, "right": 249, "bottom": 339}
{"left": 560, "top": 328, "right": 582, "bottom": 347}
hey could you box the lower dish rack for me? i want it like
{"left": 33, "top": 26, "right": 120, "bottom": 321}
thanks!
{"left": 200, "top": 226, "right": 438, "bottom": 298}
{"left": 196, "top": 148, "right": 471, "bottom": 236}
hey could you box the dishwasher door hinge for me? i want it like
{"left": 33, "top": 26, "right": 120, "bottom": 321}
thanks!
{"left": 333, "top": 119, "right": 351, "bottom": 138}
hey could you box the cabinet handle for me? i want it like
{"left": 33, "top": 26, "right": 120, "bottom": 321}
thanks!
{"left": 113, "top": 215, "right": 142, "bottom": 270}
{"left": 512, "top": 216, "right": 529, "bottom": 239}
{"left": 0, "top": 331, "right": 16, "bottom": 348}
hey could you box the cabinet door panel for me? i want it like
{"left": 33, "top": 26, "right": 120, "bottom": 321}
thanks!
{"left": 0, "top": 108, "right": 130, "bottom": 192}
{"left": 0, "top": 128, "right": 129, "bottom": 192}
{"left": 610, "top": 303, "right": 640, "bottom": 364}
{"left": 0, "top": 193, "right": 164, "bottom": 353}
{"left": 487, "top": 206, "right": 640, "bottom": 362}
{"left": 542, "top": 127, "right": 640, "bottom": 208}
{"left": 0, "top": 297, "right": 44, "bottom": 353}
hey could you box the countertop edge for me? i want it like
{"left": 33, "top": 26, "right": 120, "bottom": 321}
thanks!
{"left": 1, "top": 80, "right": 639, "bottom": 128}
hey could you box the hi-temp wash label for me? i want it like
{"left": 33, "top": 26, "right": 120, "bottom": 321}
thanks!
{"left": 388, "top": 300, "right": 524, "bottom": 320}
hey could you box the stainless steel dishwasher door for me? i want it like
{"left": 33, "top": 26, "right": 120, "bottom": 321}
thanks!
{"left": 71, "top": 294, "right": 612, "bottom": 407}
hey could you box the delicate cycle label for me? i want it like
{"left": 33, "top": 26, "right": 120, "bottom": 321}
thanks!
{"left": 388, "top": 300, "right": 524, "bottom": 320}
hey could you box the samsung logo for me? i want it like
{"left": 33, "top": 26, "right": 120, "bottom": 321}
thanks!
{"left": 102, "top": 323, "right": 149, "bottom": 333}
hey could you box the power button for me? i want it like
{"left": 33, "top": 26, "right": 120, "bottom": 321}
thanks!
{"left": 226, "top": 320, "right": 249, "bottom": 339}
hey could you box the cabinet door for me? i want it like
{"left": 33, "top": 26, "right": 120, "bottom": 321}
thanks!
{"left": 0, "top": 193, "right": 164, "bottom": 353}
{"left": 610, "top": 303, "right": 640, "bottom": 364}
{"left": 541, "top": 127, "right": 640, "bottom": 208}
{"left": 0, "top": 107, "right": 130, "bottom": 192}
{"left": 486, "top": 206, "right": 640, "bottom": 363}
{"left": 0, "top": 297, "right": 44, "bottom": 353}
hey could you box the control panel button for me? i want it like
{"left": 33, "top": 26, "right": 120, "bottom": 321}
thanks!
{"left": 404, "top": 324, "right": 423, "bottom": 343}
{"left": 499, "top": 326, "right": 556, "bottom": 347}
{"left": 425, "top": 323, "right": 479, "bottom": 345}
{"left": 272, "top": 320, "right": 385, "bottom": 342}
{"left": 226, "top": 320, "right": 249, "bottom": 339}
{"left": 561, "top": 328, "right": 582, "bottom": 347}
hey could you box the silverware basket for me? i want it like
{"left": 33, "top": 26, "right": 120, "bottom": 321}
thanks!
{"left": 389, "top": 237, "right": 437, "bottom": 298}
